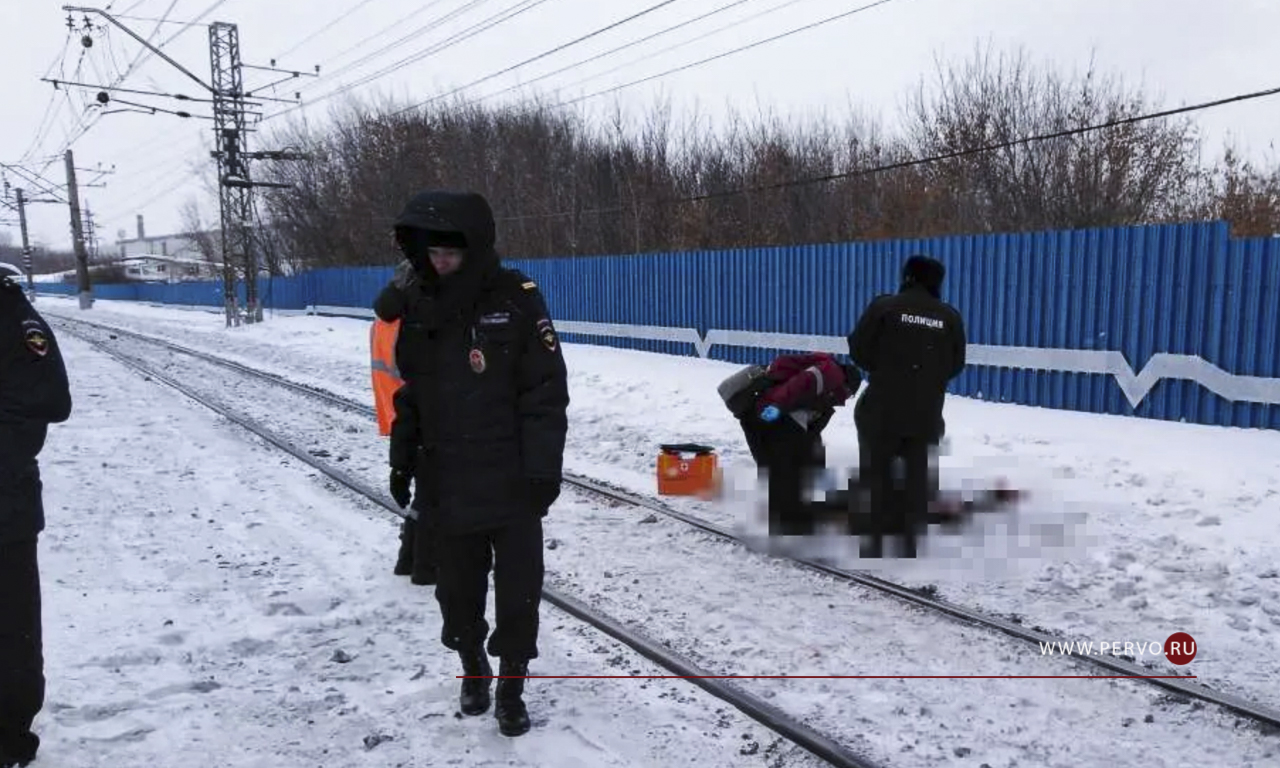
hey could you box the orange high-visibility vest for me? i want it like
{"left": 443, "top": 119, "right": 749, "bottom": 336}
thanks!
{"left": 370, "top": 317, "right": 404, "bottom": 436}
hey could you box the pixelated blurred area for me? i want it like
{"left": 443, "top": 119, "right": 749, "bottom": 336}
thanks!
{"left": 708, "top": 443, "right": 1093, "bottom": 581}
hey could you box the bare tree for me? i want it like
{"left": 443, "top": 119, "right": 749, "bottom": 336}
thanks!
{"left": 179, "top": 198, "right": 223, "bottom": 264}
{"left": 250, "top": 42, "right": 1270, "bottom": 264}
{"left": 1205, "top": 146, "right": 1280, "bottom": 237}
{"left": 901, "top": 43, "right": 1204, "bottom": 233}
{"left": 28, "top": 247, "right": 80, "bottom": 275}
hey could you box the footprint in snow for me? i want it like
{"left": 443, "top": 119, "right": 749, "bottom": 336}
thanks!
{"left": 265, "top": 602, "right": 307, "bottom": 616}
{"left": 229, "top": 638, "right": 278, "bottom": 657}
{"left": 83, "top": 727, "right": 155, "bottom": 744}
{"left": 55, "top": 702, "right": 136, "bottom": 725}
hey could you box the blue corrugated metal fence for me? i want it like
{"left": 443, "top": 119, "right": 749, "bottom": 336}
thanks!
{"left": 36, "top": 219, "right": 1280, "bottom": 429}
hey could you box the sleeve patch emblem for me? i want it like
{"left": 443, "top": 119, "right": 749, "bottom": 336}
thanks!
{"left": 469, "top": 347, "right": 487, "bottom": 374}
{"left": 521, "top": 281, "right": 537, "bottom": 290}
{"left": 536, "top": 318, "right": 557, "bottom": 352}
{"left": 24, "top": 327, "right": 49, "bottom": 357}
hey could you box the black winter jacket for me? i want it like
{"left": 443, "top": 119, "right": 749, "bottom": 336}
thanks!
{"left": 0, "top": 278, "right": 72, "bottom": 543}
{"left": 848, "top": 283, "right": 965, "bottom": 441}
{"left": 383, "top": 191, "right": 569, "bottom": 534}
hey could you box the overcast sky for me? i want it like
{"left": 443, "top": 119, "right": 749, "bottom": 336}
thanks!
{"left": 2, "top": 0, "right": 1277, "bottom": 253}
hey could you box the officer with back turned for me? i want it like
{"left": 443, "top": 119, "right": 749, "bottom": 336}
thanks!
{"left": 847, "top": 255, "right": 965, "bottom": 558}
{"left": 0, "top": 275, "right": 72, "bottom": 767}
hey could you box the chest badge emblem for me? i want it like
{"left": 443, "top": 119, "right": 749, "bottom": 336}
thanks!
{"left": 469, "top": 348, "right": 486, "bottom": 374}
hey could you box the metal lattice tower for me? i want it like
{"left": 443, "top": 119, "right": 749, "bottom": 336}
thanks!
{"left": 48, "top": 6, "right": 314, "bottom": 323}
{"left": 209, "top": 21, "right": 258, "bottom": 326}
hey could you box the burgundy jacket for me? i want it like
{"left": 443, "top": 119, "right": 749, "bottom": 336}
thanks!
{"left": 755, "top": 353, "right": 858, "bottom": 430}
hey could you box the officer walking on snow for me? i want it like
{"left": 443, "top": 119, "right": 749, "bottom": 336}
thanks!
{"left": 847, "top": 255, "right": 965, "bottom": 558}
{"left": 0, "top": 275, "right": 72, "bottom": 768}
{"left": 383, "top": 189, "right": 569, "bottom": 737}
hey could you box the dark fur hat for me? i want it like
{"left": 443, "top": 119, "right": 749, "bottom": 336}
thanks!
{"left": 902, "top": 255, "right": 946, "bottom": 293}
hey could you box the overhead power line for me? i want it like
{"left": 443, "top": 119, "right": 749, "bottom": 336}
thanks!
{"left": 113, "top": 0, "right": 149, "bottom": 16}
{"left": 137, "top": 0, "right": 232, "bottom": 67}
{"left": 275, "top": 0, "right": 487, "bottom": 106}
{"left": 495, "top": 82, "right": 1280, "bottom": 221}
{"left": 472, "top": 0, "right": 760, "bottom": 105}
{"left": 558, "top": 0, "right": 905, "bottom": 107}
{"left": 304, "top": 0, "right": 485, "bottom": 91}
{"left": 109, "top": 0, "right": 182, "bottom": 90}
{"left": 112, "top": 13, "right": 197, "bottom": 25}
{"left": 274, "top": 0, "right": 383, "bottom": 60}
{"left": 260, "top": 0, "right": 551, "bottom": 123}
{"left": 332, "top": 0, "right": 461, "bottom": 72}
{"left": 392, "top": 0, "right": 683, "bottom": 115}
{"left": 34, "top": 1, "right": 184, "bottom": 177}
{"left": 0, "top": 162, "right": 69, "bottom": 203}
{"left": 504, "top": 0, "right": 815, "bottom": 105}
{"left": 18, "top": 30, "right": 76, "bottom": 164}
{"left": 44, "top": 0, "right": 230, "bottom": 171}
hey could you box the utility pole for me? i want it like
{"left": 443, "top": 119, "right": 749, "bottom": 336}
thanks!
{"left": 209, "top": 21, "right": 255, "bottom": 326}
{"left": 3, "top": 178, "right": 66, "bottom": 302}
{"left": 15, "top": 189, "right": 34, "bottom": 298}
{"left": 57, "top": 6, "right": 314, "bottom": 326}
{"left": 65, "top": 149, "right": 92, "bottom": 309}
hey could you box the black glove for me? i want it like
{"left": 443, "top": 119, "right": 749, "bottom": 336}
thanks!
{"left": 840, "top": 363, "right": 863, "bottom": 393}
{"left": 390, "top": 468, "right": 413, "bottom": 508}
{"left": 527, "top": 478, "right": 561, "bottom": 517}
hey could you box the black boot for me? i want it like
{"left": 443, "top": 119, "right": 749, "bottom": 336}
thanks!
{"left": 393, "top": 519, "right": 415, "bottom": 576}
{"left": 458, "top": 647, "right": 492, "bottom": 716}
{"left": 0, "top": 730, "right": 38, "bottom": 767}
{"left": 495, "top": 658, "right": 531, "bottom": 737}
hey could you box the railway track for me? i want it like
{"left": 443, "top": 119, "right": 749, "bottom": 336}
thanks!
{"left": 51, "top": 314, "right": 1280, "bottom": 736}
{"left": 56, "top": 318, "right": 880, "bottom": 768}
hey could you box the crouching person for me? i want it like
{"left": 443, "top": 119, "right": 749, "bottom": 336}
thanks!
{"left": 719, "top": 353, "right": 861, "bottom": 536}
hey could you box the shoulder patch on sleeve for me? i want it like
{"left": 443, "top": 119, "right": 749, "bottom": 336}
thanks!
{"left": 23, "top": 322, "right": 49, "bottom": 357}
{"left": 522, "top": 281, "right": 537, "bottom": 290}
{"left": 536, "top": 317, "right": 558, "bottom": 352}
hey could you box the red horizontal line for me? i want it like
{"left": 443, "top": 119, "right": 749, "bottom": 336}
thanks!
{"left": 458, "top": 675, "right": 1196, "bottom": 679}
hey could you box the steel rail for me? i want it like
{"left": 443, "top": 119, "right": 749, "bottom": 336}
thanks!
{"left": 51, "top": 314, "right": 1280, "bottom": 731}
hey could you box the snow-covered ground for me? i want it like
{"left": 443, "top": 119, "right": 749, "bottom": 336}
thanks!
{"left": 34, "top": 333, "right": 827, "bottom": 768}
{"left": 29, "top": 295, "right": 1280, "bottom": 766}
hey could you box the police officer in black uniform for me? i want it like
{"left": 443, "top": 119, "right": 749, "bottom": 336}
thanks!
{"left": 0, "top": 277, "right": 72, "bottom": 767}
{"left": 385, "top": 189, "right": 569, "bottom": 738}
{"left": 848, "top": 255, "right": 965, "bottom": 558}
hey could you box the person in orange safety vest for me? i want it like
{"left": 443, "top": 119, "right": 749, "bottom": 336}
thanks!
{"left": 372, "top": 260, "right": 436, "bottom": 585}
{"left": 370, "top": 316, "right": 403, "bottom": 437}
